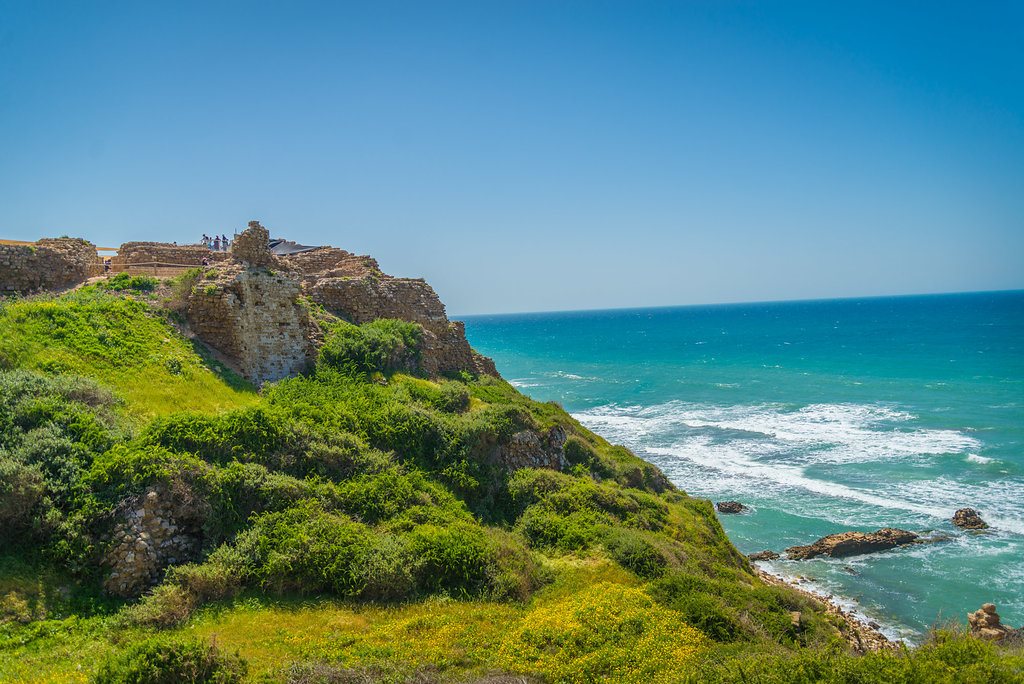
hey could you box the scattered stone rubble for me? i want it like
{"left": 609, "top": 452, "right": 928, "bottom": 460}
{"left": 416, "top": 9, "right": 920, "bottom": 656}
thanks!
{"left": 0, "top": 237, "right": 97, "bottom": 294}
{"left": 103, "top": 488, "right": 202, "bottom": 597}
{"left": 785, "top": 528, "right": 919, "bottom": 560}
{"left": 952, "top": 507, "right": 989, "bottom": 530}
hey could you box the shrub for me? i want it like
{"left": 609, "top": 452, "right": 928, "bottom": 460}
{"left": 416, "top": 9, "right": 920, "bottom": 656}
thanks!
{"left": 97, "top": 273, "right": 158, "bottom": 293}
{"left": 318, "top": 319, "right": 422, "bottom": 377}
{"left": 142, "top": 407, "right": 295, "bottom": 465}
{"left": 436, "top": 381, "right": 470, "bottom": 413}
{"left": 356, "top": 534, "right": 417, "bottom": 601}
{"left": 229, "top": 503, "right": 374, "bottom": 596}
{"left": 602, "top": 528, "right": 669, "bottom": 579}
{"left": 407, "top": 523, "right": 493, "bottom": 596}
{"left": 0, "top": 457, "right": 47, "bottom": 538}
{"left": 125, "top": 560, "right": 242, "bottom": 628}
{"left": 91, "top": 636, "right": 246, "bottom": 683}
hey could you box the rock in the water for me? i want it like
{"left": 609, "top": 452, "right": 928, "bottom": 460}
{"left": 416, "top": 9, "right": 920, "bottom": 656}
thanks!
{"left": 748, "top": 550, "right": 780, "bottom": 561}
{"left": 952, "top": 508, "right": 989, "bottom": 530}
{"left": 968, "top": 603, "right": 1015, "bottom": 642}
{"left": 716, "top": 501, "right": 747, "bottom": 514}
{"left": 785, "top": 528, "right": 919, "bottom": 560}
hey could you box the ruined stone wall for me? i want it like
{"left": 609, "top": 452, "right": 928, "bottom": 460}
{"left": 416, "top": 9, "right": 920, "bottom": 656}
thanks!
{"left": 0, "top": 237, "right": 97, "bottom": 295}
{"left": 112, "top": 242, "right": 229, "bottom": 272}
{"left": 308, "top": 275, "right": 495, "bottom": 376}
{"left": 309, "top": 276, "right": 448, "bottom": 325}
{"left": 187, "top": 264, "right": 316, "bottom": 384}
{"left": 103, "top": 486, "right": 203, "bottom": 597}
{"left": 281, "top": 247, "right": 380, "bottom": 278}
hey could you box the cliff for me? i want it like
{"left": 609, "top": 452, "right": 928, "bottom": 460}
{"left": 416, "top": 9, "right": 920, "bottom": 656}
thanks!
{"left": 179, "top": 222, "right": 498, "bottom": 383}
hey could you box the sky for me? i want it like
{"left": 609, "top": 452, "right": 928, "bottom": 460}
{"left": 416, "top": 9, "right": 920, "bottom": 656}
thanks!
{"left": 1, "top": 1, "right": 1022, "bottom": 315}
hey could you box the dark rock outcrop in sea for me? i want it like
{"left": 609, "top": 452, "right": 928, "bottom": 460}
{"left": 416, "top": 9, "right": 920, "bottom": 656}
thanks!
{"left": 748, "top": 550, "right": 780, "bottom": 561}
{"left": 952, "top": 508, "right": 989, "bottom": 530}
{"left": 785, "top": 528, "right": 920, "bottom": 560}
{"left": 716, "top": 501, "right": 747, "bottom": 514}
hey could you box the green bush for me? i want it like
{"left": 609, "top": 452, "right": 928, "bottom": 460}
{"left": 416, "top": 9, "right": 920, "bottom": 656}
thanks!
{"left": 91, "top": 636, "right": 246, "bottom": 683}
{"left": 436, "top": 381, "right": 471, "bottom": 413}
{"left": 318, "top": 319, "right": 422, "bottom": 377}
{"left": 97, "top": 273, "right": 159, "bottom": 293}
{"left": 407, "top": 523, "right": 493, "bottom": 596}
{"left": 142, "top": 407, "right": 295, "bottom": 466}
{"left": 602, "top": 527, "right": 668, "bottom": 579}
{"left": 0, "top": 457, "right": 47, "bottom": 538}
{"left": 688, "top": 629, "right": 1024, "bottom": 682}
{"left": 228, "top": 503, "right": 374, "bottom": 596}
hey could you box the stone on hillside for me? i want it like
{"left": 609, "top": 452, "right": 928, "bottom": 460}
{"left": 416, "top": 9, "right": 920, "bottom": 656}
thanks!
{"left": 748, "top": 550, "right": 780, "bottom": 561}
{"left": 785, "top": 528, "right": 919, "bottom": 560}
{"left": 952, "top": 508, "right": 989, "bottom": 530}
{"left": 968, "top": 603, "right": 1015, "bottom": 642}
{"left": 716, "top": 501, "right": 747, "bottom": 514}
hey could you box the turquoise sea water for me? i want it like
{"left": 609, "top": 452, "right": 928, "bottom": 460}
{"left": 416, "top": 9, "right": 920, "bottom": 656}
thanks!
{"left": 462, "top": 291, "right": 1024, "bottom": 640}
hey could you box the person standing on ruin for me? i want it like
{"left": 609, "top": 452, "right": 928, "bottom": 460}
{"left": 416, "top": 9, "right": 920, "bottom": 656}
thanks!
{"left": 213, "top": 236, "right": 221, "bottom": 251}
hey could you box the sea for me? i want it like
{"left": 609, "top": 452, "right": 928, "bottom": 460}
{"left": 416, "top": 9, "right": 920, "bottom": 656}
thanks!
{"left": 462, "top": 290, "right": 1024, "bottom": 641}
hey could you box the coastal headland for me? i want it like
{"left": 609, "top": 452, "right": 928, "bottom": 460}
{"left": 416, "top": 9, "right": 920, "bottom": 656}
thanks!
{"left": 0, "top": 223, "right": 1021, "bottom": 682}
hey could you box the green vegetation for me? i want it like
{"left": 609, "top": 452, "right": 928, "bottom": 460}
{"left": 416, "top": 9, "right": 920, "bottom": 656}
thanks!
{"left": 0, "top": 288, "right": 1021, "bottom": 683}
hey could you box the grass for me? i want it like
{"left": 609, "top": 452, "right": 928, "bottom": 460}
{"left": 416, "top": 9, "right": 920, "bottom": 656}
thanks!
{"left": 0, "top": 290, "right": 257, "bottom": 422}
{"left": 1, "top": 288, "right": 1022, "bottom": 683}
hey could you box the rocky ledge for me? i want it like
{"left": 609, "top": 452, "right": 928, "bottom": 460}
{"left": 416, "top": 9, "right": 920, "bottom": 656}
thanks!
{"left": 716, "top": 501, "right": 747, "bottom": 514}
{"left": 968, "top": 603, "right": 1021, "bottom": 643}
{"left": 785, "top": 528, "right": 919, "bottom": 560}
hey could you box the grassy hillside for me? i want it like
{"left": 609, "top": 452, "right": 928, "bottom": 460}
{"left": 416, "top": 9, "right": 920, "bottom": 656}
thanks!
{"left": 0, "top": 286, "right": 1021, "bottom": 683}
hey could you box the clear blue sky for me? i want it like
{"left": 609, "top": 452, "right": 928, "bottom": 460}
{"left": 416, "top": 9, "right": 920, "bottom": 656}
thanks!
{"left": 1, "top": 1, "right": 1022, "bottom": 314}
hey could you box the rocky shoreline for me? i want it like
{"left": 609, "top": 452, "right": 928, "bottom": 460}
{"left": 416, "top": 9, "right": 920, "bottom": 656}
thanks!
{"left": 753, "top": 566, "right": 900, "bottom": 653}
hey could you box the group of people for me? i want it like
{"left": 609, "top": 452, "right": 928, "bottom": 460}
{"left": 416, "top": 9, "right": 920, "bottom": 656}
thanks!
{"left": 202, "top": 233, "right": 231, "bottom": 251}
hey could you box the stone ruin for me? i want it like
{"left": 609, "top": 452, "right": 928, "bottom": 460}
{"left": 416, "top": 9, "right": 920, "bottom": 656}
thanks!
{"left": 230, "top": 220, "right": 276, "bottom": 267}
{"left": 180, "top": 220, "right": 497, "bottom": 384}
{"left": 0, "top": 237, "right": 98, "bottom": 294}
{"left": 103, "top": 487, "right": 203, "bottom": 597}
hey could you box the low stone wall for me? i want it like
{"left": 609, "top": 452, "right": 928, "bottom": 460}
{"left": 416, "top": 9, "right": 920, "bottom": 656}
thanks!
{"left": 112, "top": 242, "right": 229, "bottom": 273}
{"left": 0, "top": 237, "right": 97, "bottom": 294}
{"left": 282, "top": 247, "right": 380, "bottom": 278}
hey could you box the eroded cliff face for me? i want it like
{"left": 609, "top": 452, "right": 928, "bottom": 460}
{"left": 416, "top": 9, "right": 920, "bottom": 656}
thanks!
{"left": 182, "top": 222, "right": 497, "bottom": 384}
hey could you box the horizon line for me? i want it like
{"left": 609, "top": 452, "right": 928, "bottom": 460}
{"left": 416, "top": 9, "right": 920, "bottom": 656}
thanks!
{"left": 454, "top": 287, "right": 1024, "bottom": 319}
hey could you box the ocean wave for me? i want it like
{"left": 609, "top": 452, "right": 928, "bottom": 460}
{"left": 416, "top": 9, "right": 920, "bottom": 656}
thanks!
{"left": 967, "top": 453, "right": 994, "bottom": 464}
{"left": 573, "top": 400, "right": 1024, "bottom": 535}
{"left": 577, "top": 401, "right": 980, "bottom": 465}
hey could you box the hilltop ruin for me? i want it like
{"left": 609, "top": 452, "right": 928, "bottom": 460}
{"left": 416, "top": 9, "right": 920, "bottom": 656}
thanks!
{"left": 0, "top": 221, "right": 497, "bottom": 384}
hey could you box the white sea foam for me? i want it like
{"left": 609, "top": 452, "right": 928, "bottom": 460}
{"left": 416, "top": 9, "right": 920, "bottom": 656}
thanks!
{"left": 573, "top": 400, "right": 1024, "bottom": 534}
{"left": 578, "top": 401, "right": 980, "bottom": 465}
{"left": 509, "top": 379, "right": 540, "bottom": 388}
{"left": 967, "top": 453, "right": 994, "bottom": 464}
